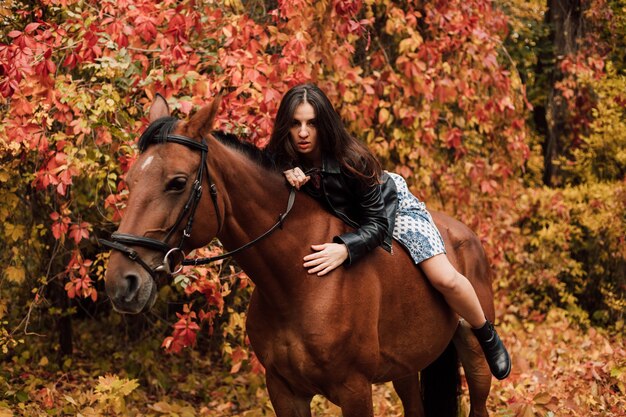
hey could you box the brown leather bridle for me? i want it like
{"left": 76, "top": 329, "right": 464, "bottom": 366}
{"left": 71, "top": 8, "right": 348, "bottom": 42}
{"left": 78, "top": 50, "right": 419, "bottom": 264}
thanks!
{"left": 100, "top": 119, "right": 295, "bottom": 279}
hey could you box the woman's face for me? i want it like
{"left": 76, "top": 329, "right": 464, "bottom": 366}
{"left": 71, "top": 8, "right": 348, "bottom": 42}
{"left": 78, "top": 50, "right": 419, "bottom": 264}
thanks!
{"left": 289, "top": 102, "right": 321, "bottom": 165}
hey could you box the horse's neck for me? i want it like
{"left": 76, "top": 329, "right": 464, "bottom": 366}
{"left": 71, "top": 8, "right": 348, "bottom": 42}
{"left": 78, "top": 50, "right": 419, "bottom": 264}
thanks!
{"left": 208, "top": 139, "right": 321, "bottom": 293}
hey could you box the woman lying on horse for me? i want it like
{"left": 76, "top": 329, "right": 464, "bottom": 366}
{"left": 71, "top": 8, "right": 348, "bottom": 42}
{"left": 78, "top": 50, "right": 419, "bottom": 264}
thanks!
{"left": 266, "top": 83, "right": 511, "bottom": 380}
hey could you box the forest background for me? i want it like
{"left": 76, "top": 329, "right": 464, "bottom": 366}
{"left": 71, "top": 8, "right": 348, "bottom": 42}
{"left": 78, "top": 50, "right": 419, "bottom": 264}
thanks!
{"left": 0, "top": 0, "right": 625, "bottom": 416}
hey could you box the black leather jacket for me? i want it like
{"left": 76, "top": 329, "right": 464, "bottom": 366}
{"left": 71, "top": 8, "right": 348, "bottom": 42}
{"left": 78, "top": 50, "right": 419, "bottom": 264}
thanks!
{"left": 302, "top": 156, "right": 398, "bottom": 266}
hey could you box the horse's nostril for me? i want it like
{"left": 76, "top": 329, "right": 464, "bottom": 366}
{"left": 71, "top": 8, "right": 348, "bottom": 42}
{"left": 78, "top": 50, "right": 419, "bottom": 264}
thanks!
{"left": 123, "top": 274, "right": 140, "bottom": 302}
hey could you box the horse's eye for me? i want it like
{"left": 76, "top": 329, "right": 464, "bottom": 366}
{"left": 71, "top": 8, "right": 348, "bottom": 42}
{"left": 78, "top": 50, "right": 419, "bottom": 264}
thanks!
{"left": 166, "top": 177, "right": 187, "bottom": 192}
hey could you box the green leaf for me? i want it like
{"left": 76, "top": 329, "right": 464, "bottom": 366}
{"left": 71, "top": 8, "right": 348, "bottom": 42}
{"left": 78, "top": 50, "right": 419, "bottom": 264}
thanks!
{"left": 174, "top": 274, "right": 191, "bottom": 289}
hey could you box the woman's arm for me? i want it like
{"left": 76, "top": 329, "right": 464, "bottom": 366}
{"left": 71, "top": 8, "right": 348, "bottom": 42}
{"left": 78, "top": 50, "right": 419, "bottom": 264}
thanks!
{"left": 332, "top": 178, "right": 388, "bottom": 266}
{"left": 285, "top": 167, "right": 389, "bottom": 275}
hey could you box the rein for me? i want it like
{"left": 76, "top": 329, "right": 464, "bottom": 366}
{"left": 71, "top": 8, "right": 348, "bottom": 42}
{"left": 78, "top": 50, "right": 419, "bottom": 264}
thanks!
{"left": 182, "top": 188, "right": 295, "bottom": 265}
{"left": 99, "top": 120, "right": 296, "bottom": 279}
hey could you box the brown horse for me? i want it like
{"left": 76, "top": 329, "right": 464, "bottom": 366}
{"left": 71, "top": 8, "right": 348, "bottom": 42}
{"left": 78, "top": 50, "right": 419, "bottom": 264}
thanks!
{"left": 103, "top": 95, "right": 494, "bottom": 417}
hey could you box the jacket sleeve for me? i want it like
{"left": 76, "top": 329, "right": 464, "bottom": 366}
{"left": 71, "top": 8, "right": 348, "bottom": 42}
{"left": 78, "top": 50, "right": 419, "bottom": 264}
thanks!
{"left": 332, "top": 177, "right": 389, "bottom": 266}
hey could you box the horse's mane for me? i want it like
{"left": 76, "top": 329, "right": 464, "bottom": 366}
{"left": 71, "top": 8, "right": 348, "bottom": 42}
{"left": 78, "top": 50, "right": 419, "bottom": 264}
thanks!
{"left": 137, "top": 117, "right": 279, "bottom": 173}
{"left": 211, "top": 131, "right": 280, "bottom": 173}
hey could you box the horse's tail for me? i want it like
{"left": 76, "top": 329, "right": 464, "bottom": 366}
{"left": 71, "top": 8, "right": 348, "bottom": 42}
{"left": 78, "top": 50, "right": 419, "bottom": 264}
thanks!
{"left": 421, "top": 341, "right": 460, "bottom": 417}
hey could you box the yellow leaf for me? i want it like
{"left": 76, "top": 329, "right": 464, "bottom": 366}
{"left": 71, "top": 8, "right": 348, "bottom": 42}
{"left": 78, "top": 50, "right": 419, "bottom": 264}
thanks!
{"left": 398, "top": 33, "right": 423, "bottom": 54}
{"left": 378, "top": 108, "right": 390, "bottom": 125}
{"left": 533, "top": 392, "right": 551, "bottom": 404}
{"left": 5, "top": 266, "right": 25, "bottom": 284}
{"left": 64, "top": 395, "right": 78, "bottom": 406}
{"left": 514, "top": 404, "right": 537, "bottom": 417}
{"left": 5, "top": 224, "right": 24, "bottom": 241}
{"left": 224, "top": 0, "right": 244, "bottom": 12}
{"left": 392, "top": 128, "right": 405, "bottom": 141}
{"left": 96, "top": 374, "right": 139, "bottom": 396}
{"left": 118, "top": 378, "right": 139, "bottom": 396}
{"left": 149, "top": 401, "right": 174, "bottom": 412}
{"left": 77, "top": 407, "right": 98, "bottom": 417}
{"left": 0, "top": 406, "right": 14, "bottom": 417}
{"left": 398, "top": 38, "right": 414, "bottom": 54}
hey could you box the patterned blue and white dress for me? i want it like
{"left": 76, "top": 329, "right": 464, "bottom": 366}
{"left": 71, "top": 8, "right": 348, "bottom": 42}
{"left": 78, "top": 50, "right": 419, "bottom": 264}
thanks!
{"left": 387, "top": 172, "right": 446, "bottom": 264}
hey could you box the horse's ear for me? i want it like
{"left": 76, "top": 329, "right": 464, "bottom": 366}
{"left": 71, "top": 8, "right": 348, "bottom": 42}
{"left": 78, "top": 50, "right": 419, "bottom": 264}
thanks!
{"left": 149, "top": 93, "right": 170, "bottom": 122}
{"left": 186, "top": 95, "right": 222, "bottom": 138}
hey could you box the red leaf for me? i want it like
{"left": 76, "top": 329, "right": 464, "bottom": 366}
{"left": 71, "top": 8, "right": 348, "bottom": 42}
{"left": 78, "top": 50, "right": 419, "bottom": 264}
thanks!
{"left": 25, "top": 23, "right": 41, "bottom": 33}
{"left": 63, "top": 53, "right": 77, "bottom": 68}
{"left": 56, "top": 182, "right": 67, "bottom": 196}
{"left": 46, "top": 59, "right": 56, "bottom": 74}
{"left": 69, "top": 222, "right": 90, "bottom": 243}
{"left": 445, "top": 128, "right": 462, "bottom": 149}
{"left": 480, "top": 179, "right": 498, "bottom": 194}
{"left": 264, "top": 87, "right": 282, "bottom": 104}
{"left": 58, "top": 169, "right": 72, "bottom": 186}
{"left": 65, "top": 280, "right": 76, "bottom": 298}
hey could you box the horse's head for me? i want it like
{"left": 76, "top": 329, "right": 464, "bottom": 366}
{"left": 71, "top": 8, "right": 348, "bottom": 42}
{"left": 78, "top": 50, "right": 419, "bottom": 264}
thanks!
{"left": 104, "top": 95, "right": 221, "bottom": 313}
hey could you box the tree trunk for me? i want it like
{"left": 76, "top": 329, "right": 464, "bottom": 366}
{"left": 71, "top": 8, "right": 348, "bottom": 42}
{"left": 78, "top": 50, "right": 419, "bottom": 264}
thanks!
{"left": 53, "top": 279, "right": 74, "bottom": 359}
{"left": 544, "top": 0, "right": 584, "bottom": 186}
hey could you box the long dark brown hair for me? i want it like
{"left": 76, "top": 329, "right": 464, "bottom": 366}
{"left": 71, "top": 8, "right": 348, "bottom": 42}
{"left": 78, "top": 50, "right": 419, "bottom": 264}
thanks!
{"left": 266, "top": 83, "right": 382, "bottom": 186}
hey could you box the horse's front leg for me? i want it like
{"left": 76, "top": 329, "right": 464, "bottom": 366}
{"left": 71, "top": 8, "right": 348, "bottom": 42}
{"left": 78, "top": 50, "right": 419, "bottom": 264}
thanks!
{"left": 266, "top": 371, "right": 313, "bottom": 417}
{"left": 392, "top": 374, "right": 425, "bottom": 417}
{"left": 334, "top": 374, "right": 374, "bottom": 417}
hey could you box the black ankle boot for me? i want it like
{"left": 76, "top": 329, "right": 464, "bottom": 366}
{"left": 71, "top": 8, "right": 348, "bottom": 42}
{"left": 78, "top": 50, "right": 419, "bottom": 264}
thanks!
{"left": 472, "top": 320, "right": 511, "bottom": 380}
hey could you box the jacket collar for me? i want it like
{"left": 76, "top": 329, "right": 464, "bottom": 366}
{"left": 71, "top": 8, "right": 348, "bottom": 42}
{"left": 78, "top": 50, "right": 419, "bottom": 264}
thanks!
{"left": 321, "top": 155, "right": 341, "bottom": 173}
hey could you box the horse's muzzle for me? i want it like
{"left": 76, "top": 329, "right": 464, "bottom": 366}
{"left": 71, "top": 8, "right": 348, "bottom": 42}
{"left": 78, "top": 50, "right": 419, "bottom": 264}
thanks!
{"left": 105, "top": 269, "right": 157, "bottom": 314}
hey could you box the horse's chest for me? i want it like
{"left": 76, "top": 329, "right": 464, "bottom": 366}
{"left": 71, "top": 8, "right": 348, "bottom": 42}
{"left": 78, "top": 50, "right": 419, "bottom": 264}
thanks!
{"left": 256, "top": 326, "right": 343, "bottom": 379}
{"left": 246, "top": 285, "right": 380, "bottom": 391}
{"left": 247, "top": 313, "right": 363, "bottom": 392}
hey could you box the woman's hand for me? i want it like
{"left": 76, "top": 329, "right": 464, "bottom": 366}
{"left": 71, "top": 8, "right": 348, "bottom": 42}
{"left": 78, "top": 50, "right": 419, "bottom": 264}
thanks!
{"left": 283, "top": 167, "right": 310, "bottom": 190}
{"left": 303, "top": 243, "right": 348, "bottom": 276}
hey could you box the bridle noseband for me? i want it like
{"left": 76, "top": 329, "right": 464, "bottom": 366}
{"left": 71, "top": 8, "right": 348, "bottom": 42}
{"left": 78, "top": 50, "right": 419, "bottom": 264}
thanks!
{"left": 100, "top": 118, "right": 296, "bottom": 279}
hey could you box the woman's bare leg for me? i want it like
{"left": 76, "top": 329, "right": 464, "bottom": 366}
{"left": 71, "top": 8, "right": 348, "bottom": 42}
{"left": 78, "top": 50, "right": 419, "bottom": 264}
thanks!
{"left": 419, "top": 253, "right": 486, "bottom": 328}
{"left": 420, "top": 253, "right": 511, "bottom": 380}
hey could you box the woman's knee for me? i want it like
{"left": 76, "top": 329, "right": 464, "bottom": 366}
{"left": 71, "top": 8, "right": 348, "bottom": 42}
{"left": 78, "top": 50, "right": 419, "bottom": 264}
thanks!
{"left": 431, "top": 269, "right": 462, "bottom": 293}
{"left": 420, "top": 255, "right": 462, "bottom": 293}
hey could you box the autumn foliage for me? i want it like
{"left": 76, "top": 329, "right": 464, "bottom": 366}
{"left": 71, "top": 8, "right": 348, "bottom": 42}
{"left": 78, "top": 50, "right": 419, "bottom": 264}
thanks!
{"left": 0, "top": 0, "right": 624, "bottom": 415}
